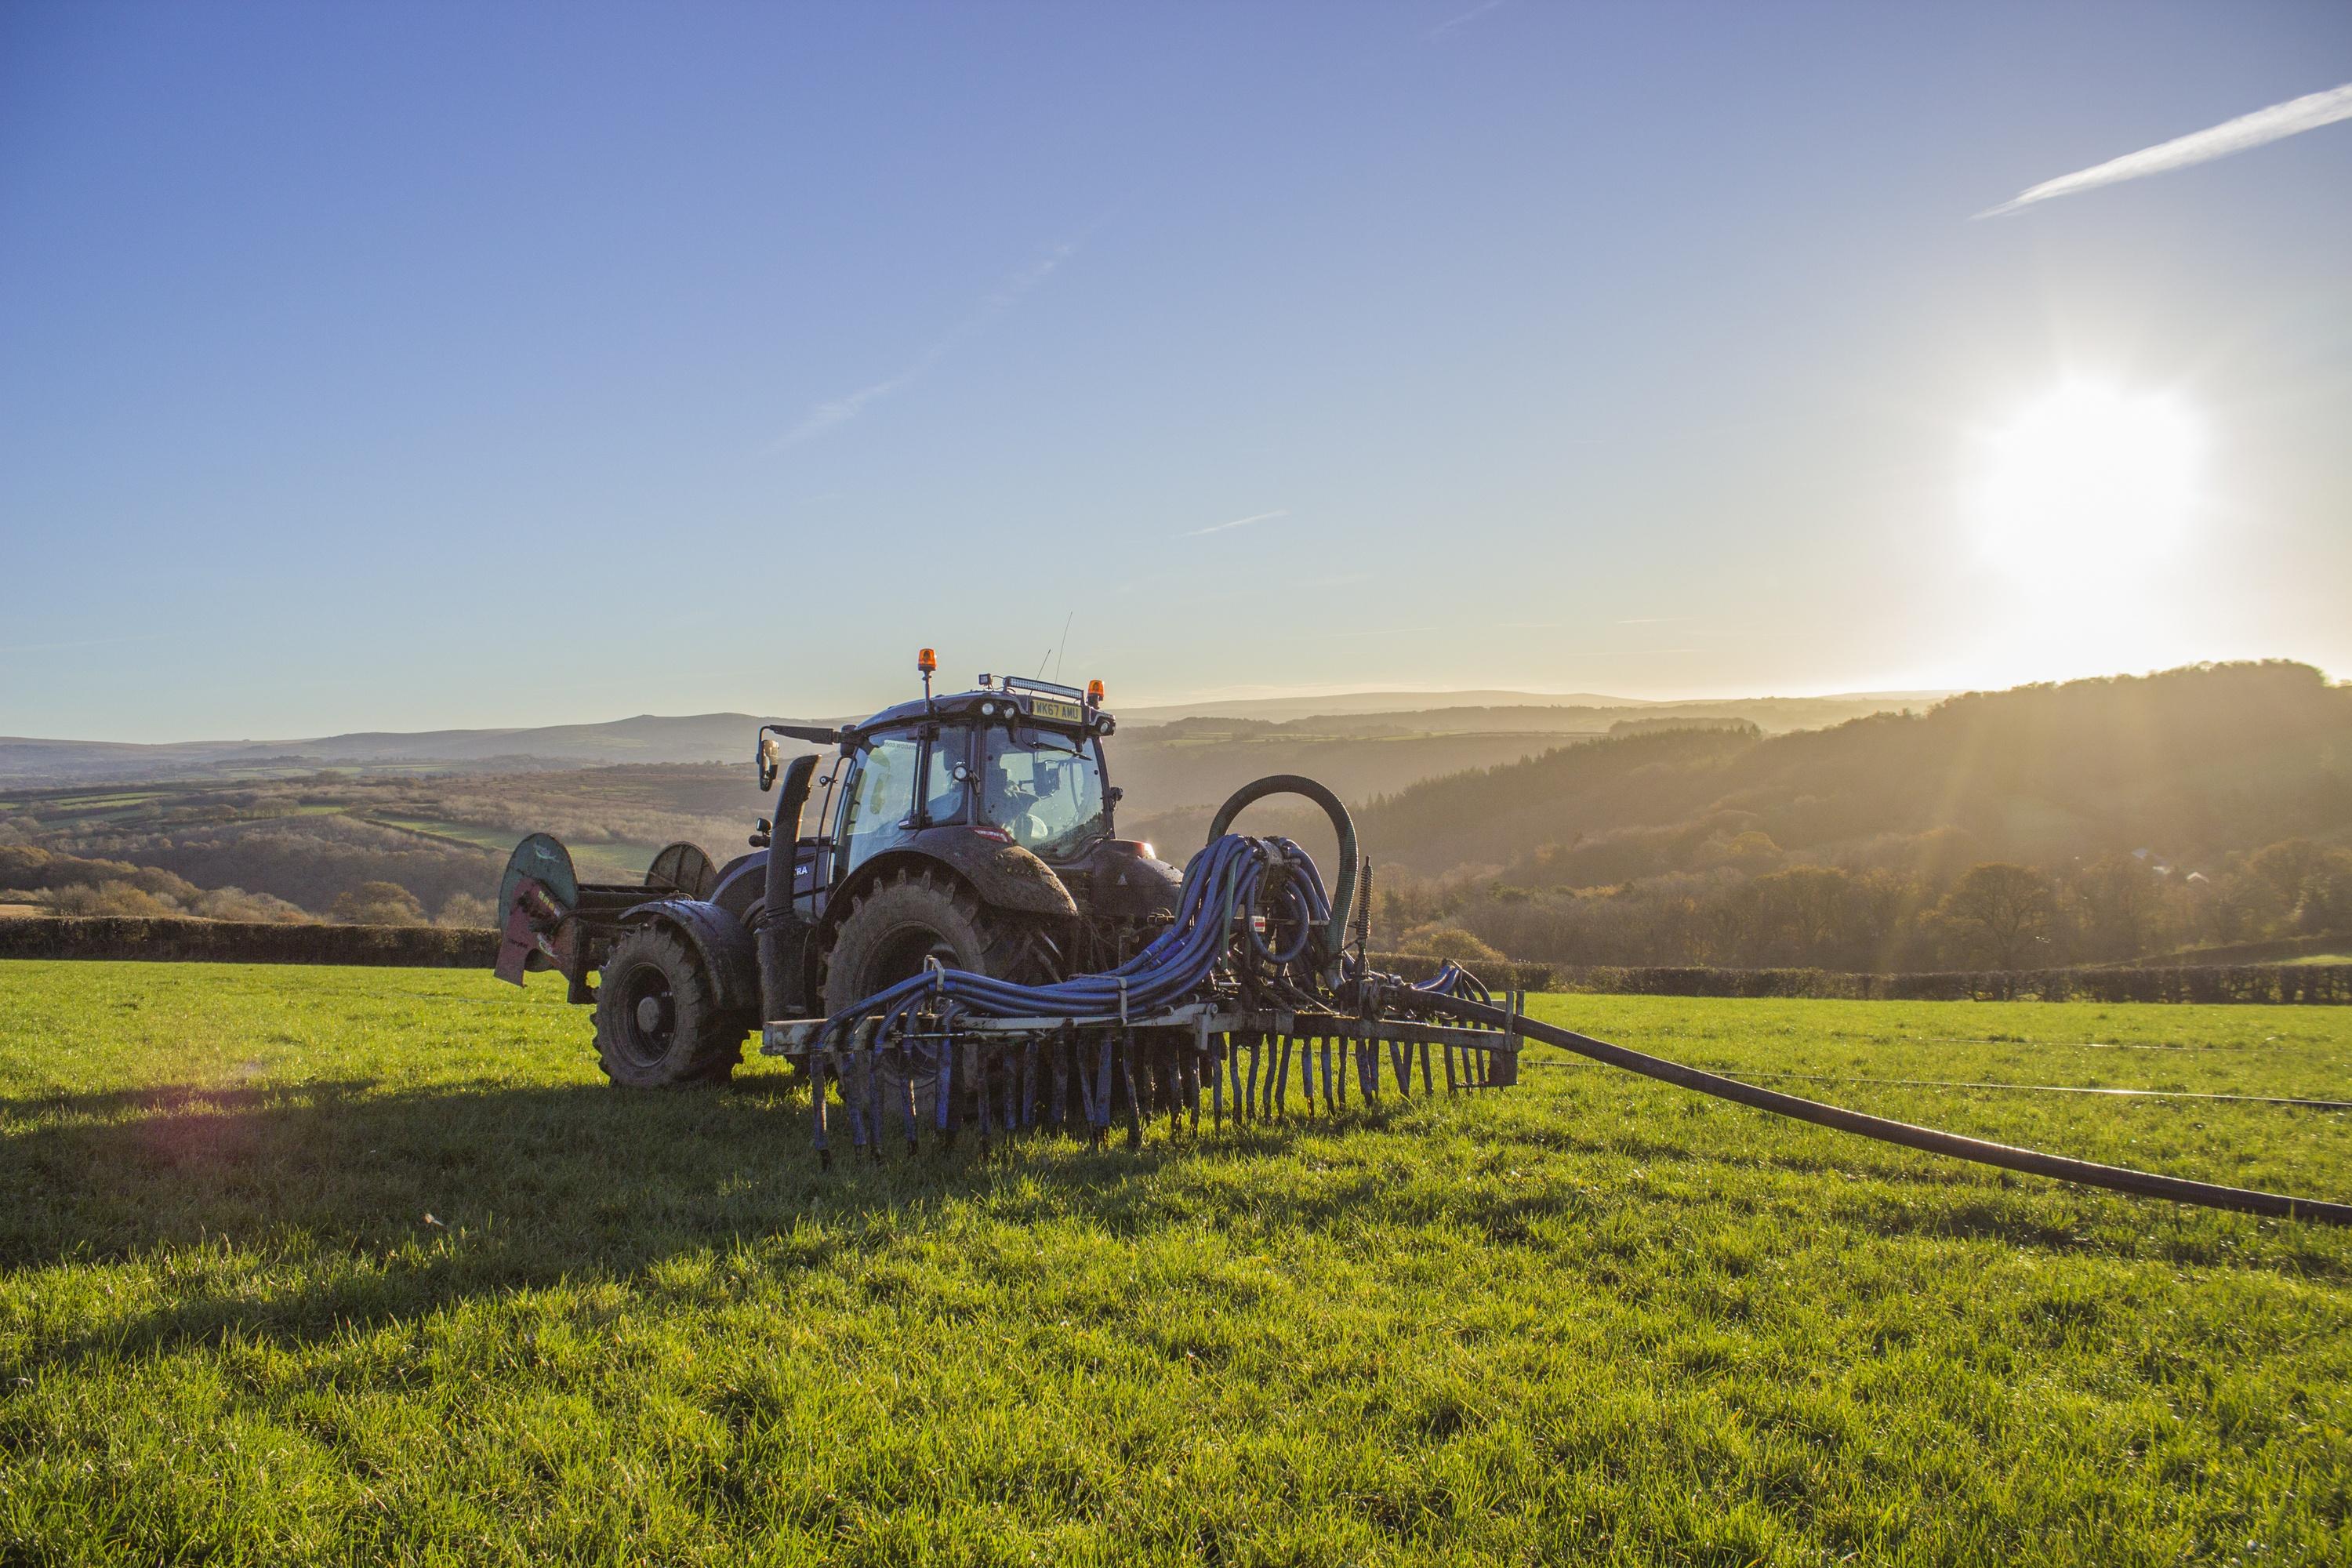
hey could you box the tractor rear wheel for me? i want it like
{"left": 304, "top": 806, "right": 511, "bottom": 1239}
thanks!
{"left": 594, "top": 926, "right": 742, "bottom": 1087}
{"left": 822, "top": 868, "right": 1046, "bottom": 1125}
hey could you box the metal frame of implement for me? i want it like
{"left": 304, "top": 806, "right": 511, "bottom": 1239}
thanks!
{"left": 762, "top": 989, "right": 1530, "bottom": 1158}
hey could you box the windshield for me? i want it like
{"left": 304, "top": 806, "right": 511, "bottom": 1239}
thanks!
{"left": 978, "top": 727, "right": 1105, "bottom": 858}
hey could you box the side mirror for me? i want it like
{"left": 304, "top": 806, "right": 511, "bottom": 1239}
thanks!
{"left": 757, "top": 733, "right": 781, "bottom": 792}
{"left": 1107, "top": 786, "right": 1124, "bottom": 804}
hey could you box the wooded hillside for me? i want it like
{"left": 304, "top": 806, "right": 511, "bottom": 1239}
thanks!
{"left": 1360, "top": 662, "right": 2349, "bottom": 877}
{"left": 1359, "top": 663, "right": 2351, "bottom": 971}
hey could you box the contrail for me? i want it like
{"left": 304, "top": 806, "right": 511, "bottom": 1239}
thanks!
{"left": 1185, "top": 508, "right": 1288, "bottom": 538}
{"left": 775, "top": 239, "right": 1079, "bottom": 447}
{"left": 1427, "top": 0, "right": 1508, "bottom": 42}
{"left": 1980, "top": 82, "right": 2352, "bottom": 217}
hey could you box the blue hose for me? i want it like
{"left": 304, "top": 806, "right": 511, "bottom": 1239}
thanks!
{"left": 821, "top": 833, "right": 1333, "bottom": 1047}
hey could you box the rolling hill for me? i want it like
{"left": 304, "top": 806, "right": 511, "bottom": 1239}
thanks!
{"left": 1355, "top": 661, "right": 2352, "bottom": 879}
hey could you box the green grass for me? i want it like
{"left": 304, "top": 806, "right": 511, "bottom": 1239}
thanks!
{"left": 2, "top": 964, "right": 2348, "bottom": 1565}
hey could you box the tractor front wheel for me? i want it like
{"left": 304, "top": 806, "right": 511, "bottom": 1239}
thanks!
{"left": 593, "top": 926, "right": 742, "bottom": 1087}
{"left": 822, "top": 868, "right": 1041, "bottom": 1013}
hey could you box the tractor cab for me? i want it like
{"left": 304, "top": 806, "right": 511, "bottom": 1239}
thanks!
{"left": 808, "top": 673, "right": 1118, "bottom": 894}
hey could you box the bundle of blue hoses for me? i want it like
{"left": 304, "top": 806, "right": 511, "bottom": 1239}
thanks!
{"left": 821, "top": 833, "right": 1335, "bottom": 1048}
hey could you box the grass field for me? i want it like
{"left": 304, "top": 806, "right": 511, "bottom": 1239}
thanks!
{"left": 2, "top": 962, "right": 2348, "bottom": 1564}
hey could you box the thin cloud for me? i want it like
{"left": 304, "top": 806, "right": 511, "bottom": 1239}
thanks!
{"left": 1427, "top": 0, "right": 1508, "bottom": 41}
{"left": 1980, "top": 81, "right": 2352, "bottom": 218}
{"left": 1185, "top": 508, "right": 1289, "bottom": 538}
{"left": 775, "top": 240, "right": 1080, "bottom": 448}
{"left": 781, "top": 376, "right": 913, "bottom": 445}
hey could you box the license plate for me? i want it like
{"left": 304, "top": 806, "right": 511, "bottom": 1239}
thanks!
{"left": 1029, "top": 698, "right": 1085, "bottom": 724}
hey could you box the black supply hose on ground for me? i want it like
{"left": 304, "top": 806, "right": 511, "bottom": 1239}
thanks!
{"left": 1399, "top": 991, "right": 2352, "bottom": 1228}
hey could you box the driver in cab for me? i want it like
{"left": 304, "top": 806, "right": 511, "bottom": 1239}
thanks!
{"left": 984, "top": 749, "right": 1058, "bottom": 848}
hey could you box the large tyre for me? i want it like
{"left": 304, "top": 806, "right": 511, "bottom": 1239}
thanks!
{"left": 822, "top": 867, "right": 1041, "bottom": 1012}
{"left": 594, "top": 926, "right": 742, "bottom": 1087}
{"left": 822, "top": 868, "right": 1045, "bottom": 1125}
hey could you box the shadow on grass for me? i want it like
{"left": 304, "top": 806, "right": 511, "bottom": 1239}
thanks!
{"left": 6, "top": 1074, "right": 2336, "bottom": 1371}
{"left": 1, "top": 1075, "right": 1378, "bottom": 1364}
{"left": 1, "top": 1073, "right": 1241, "bottom": 1264}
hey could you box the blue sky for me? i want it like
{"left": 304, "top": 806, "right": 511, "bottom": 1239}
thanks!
{"left": 4, "top": 2, "right": 2349, "bottom": 741}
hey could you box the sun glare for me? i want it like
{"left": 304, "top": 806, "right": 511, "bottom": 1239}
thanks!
{"left": 1975, "top": 382, "right": 2203, "bottom": 579}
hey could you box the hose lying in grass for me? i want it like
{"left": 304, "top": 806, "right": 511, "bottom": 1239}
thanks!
{"left": 1398, "top": 990, "right": 2352, "bottom": 1227}
{"left": 1614, "top": 1068, "right": 2352, "bottom": 1113}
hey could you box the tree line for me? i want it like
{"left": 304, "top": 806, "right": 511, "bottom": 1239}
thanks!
{"left": 1381, "top": 838, "right": 2352, "bottom": 971}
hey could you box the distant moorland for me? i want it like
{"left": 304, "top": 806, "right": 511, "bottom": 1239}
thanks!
{"left": 0, "top": 689, "right": 1922, "bottom": 784}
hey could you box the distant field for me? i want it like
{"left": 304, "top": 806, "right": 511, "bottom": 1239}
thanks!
{"left": 2, "top": 964, "right": 2348, "bottom": 1563}
{"left": 363, "top": 817, "right": 561, "bottom": 866}
{"left": 364, "top": 817, "right": 681, "bottom": 881}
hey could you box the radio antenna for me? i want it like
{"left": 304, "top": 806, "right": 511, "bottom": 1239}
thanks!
{"left": 1052, "top": 612, "right": 1074, "bottom": 680}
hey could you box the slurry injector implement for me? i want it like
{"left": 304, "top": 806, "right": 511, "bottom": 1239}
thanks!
{"left": 496, "top": 652, "right": 2352, "bottom": 1226}
{"left": 764, "top": 787, "right": 1526, "bottom": 1163}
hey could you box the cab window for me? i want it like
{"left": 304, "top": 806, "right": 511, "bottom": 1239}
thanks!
{"left": 922, "top": 729, "right": 968, "bottom": 825}
{"left": 839, "top": 734, "right": 920, "bottom": 873}
{"left": 978, "top": 728, "right": 1105, "bottom": 858}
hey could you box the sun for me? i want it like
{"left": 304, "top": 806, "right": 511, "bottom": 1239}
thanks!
{"left": 1974, "top": 382, "right": 2203, "bottom": 578}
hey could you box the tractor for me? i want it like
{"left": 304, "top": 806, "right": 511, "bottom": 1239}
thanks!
{"left": 494, "top": 654, "right": 1182, "bottom": 1087}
